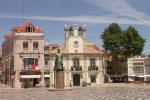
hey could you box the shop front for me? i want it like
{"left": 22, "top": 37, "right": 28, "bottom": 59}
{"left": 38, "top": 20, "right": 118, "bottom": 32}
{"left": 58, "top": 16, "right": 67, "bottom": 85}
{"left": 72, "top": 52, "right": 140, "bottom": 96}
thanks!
{"left": 20, "top": 70, "right": 42, "bottom": 88}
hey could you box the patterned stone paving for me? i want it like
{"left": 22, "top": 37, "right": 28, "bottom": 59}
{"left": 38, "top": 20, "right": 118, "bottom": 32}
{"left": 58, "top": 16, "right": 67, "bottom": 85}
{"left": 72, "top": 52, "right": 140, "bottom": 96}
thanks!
{"left": 0, "top": 84, "right": 150, "bottom": 100}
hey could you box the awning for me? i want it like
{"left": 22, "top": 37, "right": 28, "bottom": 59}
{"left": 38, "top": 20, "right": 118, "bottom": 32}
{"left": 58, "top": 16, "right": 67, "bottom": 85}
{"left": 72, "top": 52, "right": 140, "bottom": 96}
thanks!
{"left": 44, "top": 75, "right": 50, "bottom": 77}
{"left": 138, "top": 75, "right": 145, "bottom": 77}
{"left": 21, "top": 75, "right": 41, "bottom": 78}
{"left": 128, "top": 75, "right": 150, "bottom": 77}
{"left": 144, "top": 75, "right": 150, "bottom": 77}
{"left": 128, "top": 75, "right": 136, "bottom": 77}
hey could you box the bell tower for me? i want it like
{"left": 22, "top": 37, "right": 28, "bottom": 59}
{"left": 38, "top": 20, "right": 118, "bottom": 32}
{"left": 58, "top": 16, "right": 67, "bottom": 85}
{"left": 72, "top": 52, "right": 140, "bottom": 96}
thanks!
{"left": 64, "top": 24, "right": 87, "bottom": 53}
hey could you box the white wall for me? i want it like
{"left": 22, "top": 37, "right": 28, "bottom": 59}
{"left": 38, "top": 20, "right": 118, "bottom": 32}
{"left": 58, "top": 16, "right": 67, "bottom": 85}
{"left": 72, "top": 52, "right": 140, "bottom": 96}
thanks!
{"left": 68, "top": 38, "right": 84, "bottom": 53}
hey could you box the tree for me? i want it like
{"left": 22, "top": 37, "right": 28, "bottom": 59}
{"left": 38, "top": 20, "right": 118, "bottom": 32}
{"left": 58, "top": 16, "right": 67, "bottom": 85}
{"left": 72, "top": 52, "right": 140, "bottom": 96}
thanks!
{"left": 102, "top": 23, "right": 121, "bottom": 54}
{"left": 101, "top": 23, "right": 145, "bottom": 58}
{"left": 101, "top": 23, "right": 145, "bottom": 82}
{"left": 123, "top": 26, "right": 145, "bottom": 57}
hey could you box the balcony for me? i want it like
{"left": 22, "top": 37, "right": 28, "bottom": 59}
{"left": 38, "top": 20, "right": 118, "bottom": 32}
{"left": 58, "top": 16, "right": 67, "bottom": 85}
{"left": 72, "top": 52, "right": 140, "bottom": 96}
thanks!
{"left": 20, "top": 70, "right": 41, "bottom": 75}
{"left": 88, "top": 66, "right": 98, "bottom": 71}
{"left": 71, "top": 66, "right": 82, "bottom": 71}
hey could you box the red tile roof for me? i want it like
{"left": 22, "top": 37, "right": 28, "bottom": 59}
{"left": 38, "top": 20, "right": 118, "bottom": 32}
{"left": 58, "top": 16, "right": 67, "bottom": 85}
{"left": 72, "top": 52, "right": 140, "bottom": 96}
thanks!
{"left": 49, "top": 43, "right": 102, "bottom": 54}
{"left": 4, "top": 34, "right": 13, "bottom": 39}
{"left": 11, "top": 21, "right": 42, "bottom": 33}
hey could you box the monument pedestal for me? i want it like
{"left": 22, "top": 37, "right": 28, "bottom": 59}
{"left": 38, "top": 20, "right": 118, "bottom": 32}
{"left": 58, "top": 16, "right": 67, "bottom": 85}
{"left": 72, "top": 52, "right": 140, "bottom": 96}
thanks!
{"left": 48, "top": 71, "right": 72, "bottom": 91}
{"left": 48, "top": 50, "right": 72, "bottom": 91}
{"left": 55, "top": 71, "right": 64, "bottom": 88}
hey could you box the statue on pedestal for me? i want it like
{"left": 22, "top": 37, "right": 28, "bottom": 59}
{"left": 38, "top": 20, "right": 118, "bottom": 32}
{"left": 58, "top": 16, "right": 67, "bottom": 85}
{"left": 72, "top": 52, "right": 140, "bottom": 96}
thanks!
{"left": 54, "top": 49, "right": 64, "bottom": 89}
{"left": 54, "top": 49, "right": 64, "bottom": 71}
{"left": 48, "top": 49, "right": 72, "bottom": 90}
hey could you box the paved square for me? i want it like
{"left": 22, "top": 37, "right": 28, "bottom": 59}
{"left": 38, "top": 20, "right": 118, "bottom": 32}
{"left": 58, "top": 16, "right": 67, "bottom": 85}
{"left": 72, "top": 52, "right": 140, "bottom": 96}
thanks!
{"left": 1, "top": 84, "right": 150, "bottom": 100}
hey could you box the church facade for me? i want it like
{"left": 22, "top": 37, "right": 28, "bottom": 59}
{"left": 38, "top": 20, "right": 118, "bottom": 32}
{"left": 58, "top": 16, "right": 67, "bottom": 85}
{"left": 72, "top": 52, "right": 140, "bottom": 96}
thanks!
{"left": 49, "top": 24, "right": 105, "bottom": 88}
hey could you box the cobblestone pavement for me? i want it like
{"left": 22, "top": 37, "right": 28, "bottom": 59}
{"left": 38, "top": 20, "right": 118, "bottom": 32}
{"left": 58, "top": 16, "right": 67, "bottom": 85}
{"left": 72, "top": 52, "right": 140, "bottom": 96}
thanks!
{"left": 1, "top": 84, "right": 150, "bottom": 100}
{"left": 0, "top": 83, "right": 11, "bottom": 89}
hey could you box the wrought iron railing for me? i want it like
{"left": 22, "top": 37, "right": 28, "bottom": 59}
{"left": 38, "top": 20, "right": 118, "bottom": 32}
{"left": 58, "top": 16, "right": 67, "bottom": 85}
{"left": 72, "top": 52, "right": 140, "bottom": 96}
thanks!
{"left": 20, "top": 70, "right": 41, "bottom": 75}
{"left": 71, "top": 66, "right": 82, "bottom": 71}
{"left": 88, "top": 66, "right": 98, "bottom": 70}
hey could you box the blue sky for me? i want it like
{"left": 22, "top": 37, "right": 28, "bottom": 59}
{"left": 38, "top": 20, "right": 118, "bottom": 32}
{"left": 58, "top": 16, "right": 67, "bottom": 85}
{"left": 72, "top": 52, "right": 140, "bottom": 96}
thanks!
{"left": 0, "top": 0, "right": 150, "bottom": 54}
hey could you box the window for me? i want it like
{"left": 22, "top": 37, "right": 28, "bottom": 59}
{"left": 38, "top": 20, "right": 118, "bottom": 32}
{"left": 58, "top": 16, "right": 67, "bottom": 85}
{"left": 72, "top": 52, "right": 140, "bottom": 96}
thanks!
{"left": 90, "top": 58, "right": 96, "bottom": 67}
{"left": 133, "top": 62, "right": 144, "bottom": 65}
{"left": 91, "top": 75, "right": 96, "bottom": 83}
{"left": 73, "top": 58, "right": 80, "bottom": 68}
{"left": 133, "top": 66, "right": 144, "bottom": 73}
{"left": 107, "top": 65, "right": 112, "bottom": 73}
{"left": 44, "top": 47, "right": 49, "bottom": 51}
{"left": 23, "top": 42, "right": 28, "bottom": 49}
{"left": 23, "top": 58, "right": 38, "bottom": 70}
{"left": 69, "top": 32, "right": 74, "bottom": 37}
{"left": 78, "top": 32, "right": 83, "bottom": 36}
{"left": 44, "top": 55, "right": 49, "bottom": 65}
{"left": 33, "top": 42, "right": 38, "bottom": 49}
{"left": 45, "top": 58, "right": 48, "bottom": 65}
{"left": 26, "top": 26, "right": 34, "bottom": 32}
{"left": 78, "top": 27, "right": 83, "bottom": 36}
{"left": 69, "top": 26, "right": 74, "bottom": 36}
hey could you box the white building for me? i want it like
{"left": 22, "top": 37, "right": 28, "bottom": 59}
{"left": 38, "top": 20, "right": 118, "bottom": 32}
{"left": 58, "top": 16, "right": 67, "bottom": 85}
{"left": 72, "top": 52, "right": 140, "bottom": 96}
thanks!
{"left": 49, "top": 24, "right": 105, "bottom": 87}
{"left": 128, "top": 56, "right": 150, "bottom": 82}
{"left": 2, "top": 22, "right": 105, "bottom": 88}
{"left": 2, "top": 22, "right": 45, "bottom": 88}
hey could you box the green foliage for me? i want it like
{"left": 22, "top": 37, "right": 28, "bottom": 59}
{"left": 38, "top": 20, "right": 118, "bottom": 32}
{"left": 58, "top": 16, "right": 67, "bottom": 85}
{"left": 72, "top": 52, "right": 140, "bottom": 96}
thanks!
{"left": 101, "top": 23, "right": 145, "bottom": 57}
{"left": 123, "top": 26, "right": 145, "bottom": 57}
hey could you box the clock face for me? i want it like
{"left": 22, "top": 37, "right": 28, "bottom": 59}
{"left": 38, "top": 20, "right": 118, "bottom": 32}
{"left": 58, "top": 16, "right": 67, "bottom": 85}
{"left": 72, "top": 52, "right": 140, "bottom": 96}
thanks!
{"left": 74, "top": 41, "right": 79, "bottom": 48}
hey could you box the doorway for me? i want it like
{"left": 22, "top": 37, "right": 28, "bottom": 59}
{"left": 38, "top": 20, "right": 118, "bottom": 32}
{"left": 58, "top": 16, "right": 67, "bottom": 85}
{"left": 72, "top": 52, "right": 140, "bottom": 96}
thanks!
{"left": 33, "top": 78, "right": 38, "bottom": 87}
{"left": 73, "top": 74, "right": 80, "bottom": 86}
{"left": 22, "top": 78, "right": 39, "bottom": 88}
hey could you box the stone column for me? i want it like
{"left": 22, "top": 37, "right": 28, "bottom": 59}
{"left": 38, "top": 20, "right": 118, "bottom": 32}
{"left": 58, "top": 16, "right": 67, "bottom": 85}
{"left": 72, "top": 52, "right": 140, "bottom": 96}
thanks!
{"left": 99, "top": 57, "right": 105, "bottom": 84}
{"left": 40, "top": 70, "right": 45, "bottom": 87}
{"left": 65, "top": 56, "right": 70, "bottom": 87}
{"left": 99, "top": 71, "right": 104, "bottom": 84}
{"left": 14, "top": 71, "right": 21, "bottom": 88}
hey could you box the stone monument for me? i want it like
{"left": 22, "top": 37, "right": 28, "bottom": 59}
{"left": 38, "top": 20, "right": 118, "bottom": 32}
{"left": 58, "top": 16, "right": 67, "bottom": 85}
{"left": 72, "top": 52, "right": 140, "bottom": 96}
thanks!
{"left": 48, "top": 49, "right": 72, "bottom": 91}
{"left": 54, "top": 49, "right": 64, "bottom": 89}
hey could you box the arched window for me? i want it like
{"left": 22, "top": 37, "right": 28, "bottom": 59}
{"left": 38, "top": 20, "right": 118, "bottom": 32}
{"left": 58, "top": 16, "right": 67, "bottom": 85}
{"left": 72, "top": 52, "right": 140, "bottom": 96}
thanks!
{"left": 33, "top": 41, "right": 38, "bottom": 49}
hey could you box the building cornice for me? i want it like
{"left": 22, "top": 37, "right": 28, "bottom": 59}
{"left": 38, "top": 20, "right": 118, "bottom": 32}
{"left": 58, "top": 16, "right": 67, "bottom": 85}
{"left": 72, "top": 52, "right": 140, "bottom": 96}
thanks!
{"left": 49, "top": 53, "right": 102, "bottom": 56}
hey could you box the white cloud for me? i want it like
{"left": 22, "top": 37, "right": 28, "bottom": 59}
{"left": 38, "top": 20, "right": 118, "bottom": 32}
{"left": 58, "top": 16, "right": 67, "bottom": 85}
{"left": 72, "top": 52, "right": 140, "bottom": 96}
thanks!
{"left": 1, "top": 14, "right": 150, "bottom": 26}
{"left": 0, "top": 0, "right": 150, "bottom": 26}
{"left": 83, "top": 0, "right": 149, "bottom": 19}
{"left": 83, "top": 0, "right": 150, "bottom": 25}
